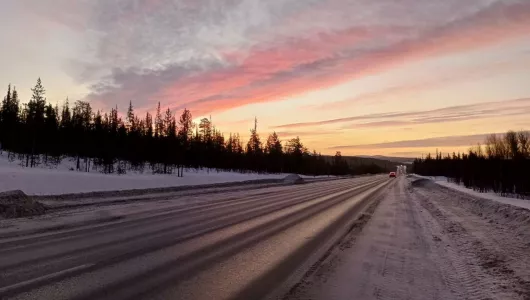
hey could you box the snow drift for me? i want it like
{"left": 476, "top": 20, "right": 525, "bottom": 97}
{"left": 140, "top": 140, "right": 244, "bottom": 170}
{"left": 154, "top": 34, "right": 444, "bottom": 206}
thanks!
{"left": 0, "top": 190, "right": 46, "bottom": 218}
{"left": 0, "top": 153, "right": 289, "bottom": 195}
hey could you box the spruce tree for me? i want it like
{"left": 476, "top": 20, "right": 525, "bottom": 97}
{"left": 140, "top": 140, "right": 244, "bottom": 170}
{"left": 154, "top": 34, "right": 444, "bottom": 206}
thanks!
{"left": 25, "top": 78, "right": 47, "bottom": 167}
{"left": 0, "top": 84, "right": 11, "bottom": 150}
{"left": 155, "top": 102, "right": 164, "bottom": 138}
{"left": 178, "top": 109, "right": 192, "bottom": 140}
{"left": 145, "top": 112, "right": 153, "bottom": 137}
{"left": 1, "top": 84, "right": 12, "bottom": 121}
{"left": 61, "top": 99, "right": 72, "bottom": 128}
{"left": 126, "top": 101, "right": 135, "bottom": 130}
{"left": 265, "top": 132, "right": 282, "bottom": 155}
{"left": 164, "top": 108, "right": 176, "bottom": 138}
{"left": 246, "top": 117, "right": 262, "bottom": 154}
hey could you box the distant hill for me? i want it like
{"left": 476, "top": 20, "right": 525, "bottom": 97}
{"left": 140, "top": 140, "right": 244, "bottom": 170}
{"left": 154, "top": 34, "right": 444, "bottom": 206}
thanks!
{"left": 322, "top": 155, "right": 401, "bottom": 174}
{"left": 357, "top": 155, "right": 414, "bottom": 164}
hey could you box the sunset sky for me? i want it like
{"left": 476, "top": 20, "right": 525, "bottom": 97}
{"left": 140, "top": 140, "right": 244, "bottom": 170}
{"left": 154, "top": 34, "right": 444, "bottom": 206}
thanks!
{"left": 1, "top": 0, "right": 529, "bottom": 157}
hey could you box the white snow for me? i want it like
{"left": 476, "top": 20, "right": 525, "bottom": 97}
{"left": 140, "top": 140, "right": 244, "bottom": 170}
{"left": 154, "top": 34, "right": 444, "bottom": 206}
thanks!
{"left": 436, "top": 181, "right": 530, "bottom": 210}
{"left": 412, "top": 174, "right": 530, "bottom": 211}
{"left": 0, "top": 153, "right": 287, "bottom": 195}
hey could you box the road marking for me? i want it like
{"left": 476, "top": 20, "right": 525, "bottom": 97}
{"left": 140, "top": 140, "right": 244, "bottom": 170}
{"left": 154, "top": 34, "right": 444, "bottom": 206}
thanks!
{"left": 0, "top": 263, "right": 94, "bottom": 294}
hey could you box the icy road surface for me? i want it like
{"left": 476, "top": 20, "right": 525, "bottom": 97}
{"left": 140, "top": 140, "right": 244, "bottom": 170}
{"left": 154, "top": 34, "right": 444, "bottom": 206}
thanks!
{"left": 287, "top": 177, "right": 530, "bottom": 300}
{"left": 2, "top": 176, "right": 528, "bottom": 300}
{"left": 0, "top": 176, "right": 388, "bottom": 300}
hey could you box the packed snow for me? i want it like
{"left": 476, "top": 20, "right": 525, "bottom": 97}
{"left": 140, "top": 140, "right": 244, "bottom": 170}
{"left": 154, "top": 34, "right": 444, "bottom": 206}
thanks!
{"left": 0, "top": 153, "right": 292, "bottom": 195}
{"left": 436, "top": 181, "right": 530, "bottom": 210}
{"left": 412, "top": 174, "right": 530, "bottom": 211}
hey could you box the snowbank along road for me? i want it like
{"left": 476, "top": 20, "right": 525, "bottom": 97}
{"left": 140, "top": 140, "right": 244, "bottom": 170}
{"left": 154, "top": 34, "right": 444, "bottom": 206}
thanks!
{"left": 287, "top": 177, "right": 530, "bottom": 300}
{"left": 1, "top": 175, "right": 529, "bottom": 300}
{"left": 0, "top": 176, "right": 391, "bottom": 300}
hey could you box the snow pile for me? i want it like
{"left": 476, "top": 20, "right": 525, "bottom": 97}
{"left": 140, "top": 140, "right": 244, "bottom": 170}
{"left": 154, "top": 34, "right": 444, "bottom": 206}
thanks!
{"left": 0, "top": 153, "right": 287, "bottom": 195}
{"left": 409, "top": 177, "right": 530, "bottom": 249}
{"left": 411, "top": 175, "right": 448, "bottom": 182}
{"left": 0, "top": 190, "right": 46, "bottom": 218}
{"left": 436, "top": 181, "right": 530, "bottom": 211}
{"left": 410, "top": 178, "right": 433, "bottom": 188}
{"left": 432, "top": 184, "right": 530, "bottom": 233}
{"left": 411, "top": 174, "right": 530, "bottom": 211}
{"left": 283, "top": 174, "right": 305, "bottom": 184}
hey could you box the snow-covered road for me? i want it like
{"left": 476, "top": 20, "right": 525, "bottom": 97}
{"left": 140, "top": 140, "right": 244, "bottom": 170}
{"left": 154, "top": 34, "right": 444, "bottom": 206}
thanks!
{"left": 287, "top": 177, "right": 530, "bottom": 300}
{"left": 3, "top": 175, "right": 528, "bottom": 300}
{"left": 0, "top": 176, "right": 389, "bottom": 300}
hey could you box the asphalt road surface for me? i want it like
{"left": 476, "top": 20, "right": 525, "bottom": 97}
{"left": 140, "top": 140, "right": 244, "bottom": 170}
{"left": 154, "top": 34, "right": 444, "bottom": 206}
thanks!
{"left": 0, "top": 176, "right": 390, "bottom": 300}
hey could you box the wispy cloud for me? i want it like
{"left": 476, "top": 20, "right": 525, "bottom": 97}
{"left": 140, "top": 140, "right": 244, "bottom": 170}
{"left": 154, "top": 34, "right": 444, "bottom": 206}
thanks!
{"left": 16, "top": 0, "right": 530, "bottom": 114}
{"left": 275, "top": 130, "right": 339, "bottom": 138}
{"left": 329, "top": 133, "right": 499, "bottom": 150}
{"left": 389, "top": 151, "right": 428, "bottom": 157}
{"left": 274, "top": 98, "right": 530, "bottom": 129}
{"left": 312, "top": 57, "right": 530, "bottom": 111}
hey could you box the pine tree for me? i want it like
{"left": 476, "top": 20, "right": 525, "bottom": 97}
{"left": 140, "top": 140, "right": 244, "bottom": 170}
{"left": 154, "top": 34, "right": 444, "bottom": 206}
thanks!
{"left": 0, "top": 76, "right": 418, "bottom": 178}
{"left": 199, "top": 118, "right": 212, "bottom": 141}
{"left": 246, "top": 117, "right": 262, "bottom": 154}
{"left": 178, "top": 108, "right": 192, "bottom": 140}
{"left": 1, "top": 85, "right": 18, "bottom": 149}
{"left": 145, "top": 112, "right": 153, "bottom": 137}
{"left": 29, "top": 78, "right": 46, "bottom": 124}
{"left": 60, "top": 99, "right": 71, "bottom": 128}
{"left": 72, "top": 101, "right": 93, "bottom": 171}
{"left": 43, "top": 103, "right": 59, "bottom": 161}
{"left": 164, "top": 108, "right": 176, "bottom": 138}
{"left": 126, "top": 101, "right": 135, "bottom": 130}
{"left": 176, "top": 108, "right": 192, "bottom": 176}
{"left": 505, "top": 130, "right": 519, "bottom": 159}
{"left": 58, "top": 98, "right": 73, "bottom": 160}
{"left": 11, "top": 87, "right": 19, "bottom": 113}
{"left": 1, "top": 84, "right": 12, "bottom": 121}
{"left": 25, "top": 78, "right": 47, "bottom": 167}
{"left": 0, "top": 84, "right": 12, "bottom": 151}
{"left": 155, "top": 102, "right": 164, "bottom": 138}
{"left": 110, "top": 106, "right": 119, "bottom": 134}
{"left": 265, "top": 132, "right": 282, "bottom": 155}
{"left": 27, "top": 78, "right": 46, "bottom": 122}
{"left": 285, "top": 136, "right": 305, "bottom": 156}
{"left": 332, "top": 151, "right": 349, "bottom": 175}
{"left": 94, "top": 110, "right": 102, "bottom": 129}
{"left": 518, "top": 131, "right": 529, "bottom": 158}
{"left": 265, "top": 131, "right": 283, "bottom": 172}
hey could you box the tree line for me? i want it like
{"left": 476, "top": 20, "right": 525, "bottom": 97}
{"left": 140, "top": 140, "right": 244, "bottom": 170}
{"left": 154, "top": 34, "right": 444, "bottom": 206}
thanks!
{"left": 413, "top": 130, "right": 530, "bottom": 198}
{"left": 0, "top": 79, "right": 385, "bottom": 177}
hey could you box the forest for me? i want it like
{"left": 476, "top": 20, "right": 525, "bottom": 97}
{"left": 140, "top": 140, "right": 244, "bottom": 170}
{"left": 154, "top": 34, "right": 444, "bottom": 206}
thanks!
{"left": 413, "top": 130, "right": 530, "bottom": 198}
{"left": 0, "top": 79, "right": 387, "bottom": 177}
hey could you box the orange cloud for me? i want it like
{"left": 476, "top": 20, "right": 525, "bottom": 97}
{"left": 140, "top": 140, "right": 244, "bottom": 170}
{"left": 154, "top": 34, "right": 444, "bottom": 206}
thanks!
{"left": 314, "top": 56, "right": 530, "bottom": 111}
{"left": 275, "top": 130, "right": 340, "bottom": 138}
{"left": 328, "top": 133, "right": 503, "bottom": 150}
{"left": 274, "top": 98, "right": 530, "bottom": 129}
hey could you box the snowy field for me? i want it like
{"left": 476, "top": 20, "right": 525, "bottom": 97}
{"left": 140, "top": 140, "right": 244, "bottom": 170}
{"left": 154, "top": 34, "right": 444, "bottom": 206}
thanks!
{"left": 0, "top": 153, "right": 292, "bottom": 195}
{"left": 412, "top": 174, "right": 530, "bottom": 210}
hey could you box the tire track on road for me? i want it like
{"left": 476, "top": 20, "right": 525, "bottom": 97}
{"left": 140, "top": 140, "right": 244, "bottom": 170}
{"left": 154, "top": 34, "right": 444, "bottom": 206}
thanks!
{"left": 0, "top": 177, "right": 388, "bottom": 299}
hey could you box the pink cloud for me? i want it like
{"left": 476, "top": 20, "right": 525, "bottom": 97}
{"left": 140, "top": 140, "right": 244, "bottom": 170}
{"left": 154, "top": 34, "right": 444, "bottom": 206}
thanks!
{"left": 90, "top": 1, "right": 530, "bottom": 116}
{"left": 274, "top": 98, "right": 530, "bottom": 129}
